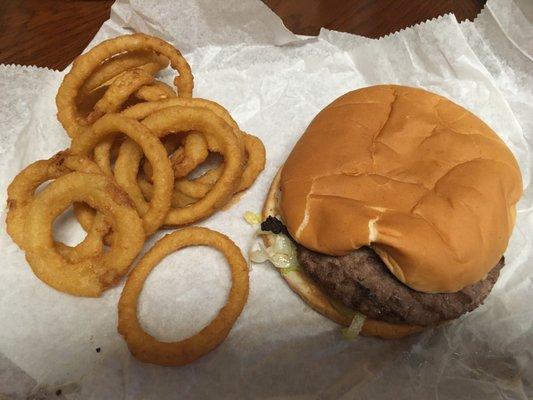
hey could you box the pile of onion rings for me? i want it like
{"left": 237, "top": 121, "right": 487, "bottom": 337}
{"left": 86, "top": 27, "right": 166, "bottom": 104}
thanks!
{"left": 6, "top": 33, "right": 261, "bottom": 365}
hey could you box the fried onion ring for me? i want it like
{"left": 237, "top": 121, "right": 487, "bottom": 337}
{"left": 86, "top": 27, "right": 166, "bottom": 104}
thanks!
{"left": 117, "top": 227, "right": 249, "bottom": 366}
{"left": 170, "top": 132, "right": 209, "bottom": 178}
{"left": 171, "top": 133, "right": 265, "bottom": 198}
{"left": 72, "top": 202, "right": 113, "bottom": 246}
{"left": 114, "top": 106, "right": 243, "bottom": 226}
{"left": 80, "top": 50, "right": 169, "bottom": 95}
{"left": 138, "top": 177, "right": 198, "bottom": 208}
{"left": 23, "top": 172, "right": 145, "bottom": 297}
{"left": 93, "top": 138, "right": 116, "bottom": 176}
{"left": 141, "top": 134, "right": 183, "bottom": 181}
{"left": 70, "top": 114, "right": 174, "bottom": 236}
{"left": 86, "top": 68, "right": 155, "bottom": 123}
{"left": 121, "top": 97, "right": 244, "bottom": 154}
{"left": 236, "top": 133, "right": 266, "bottom": 192}
{"left": 6, "top": 152, "right": 109, "bottom": 261}
{"left": 141, "top": 132, "right": 208, "bottom": 182}
{"left": 122, "top": 98, "right": 264, "bottom": 193}
{"left": 174, "top": 178, "right": 211, "bottom": 199}
{"left": 135, "top": 81, "right": 177, "bottom": 102}
{"left": 57, "top": 33, "right": 194, "bottom": 138}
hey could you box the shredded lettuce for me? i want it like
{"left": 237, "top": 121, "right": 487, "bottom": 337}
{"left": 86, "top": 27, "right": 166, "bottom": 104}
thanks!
{"left": 341, "top": 312, "right": 366, "bottom": 340}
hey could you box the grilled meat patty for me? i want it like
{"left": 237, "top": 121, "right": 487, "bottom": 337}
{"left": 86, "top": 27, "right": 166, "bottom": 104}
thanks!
{"left": 298, "top": 246, "right": 503, "bottom": 326}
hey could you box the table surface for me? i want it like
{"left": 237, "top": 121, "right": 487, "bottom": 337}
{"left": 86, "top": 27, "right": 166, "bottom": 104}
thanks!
{"left": 0, "top": 0, "right": 486, "bottom": 71}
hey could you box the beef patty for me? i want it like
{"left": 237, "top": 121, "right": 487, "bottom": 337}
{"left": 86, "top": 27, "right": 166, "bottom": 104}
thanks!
{"left": 298, "top": 246, "right": 503, "bottom": 326}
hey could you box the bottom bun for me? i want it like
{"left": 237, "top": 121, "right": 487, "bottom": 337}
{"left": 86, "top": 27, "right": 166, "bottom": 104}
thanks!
{"left": 262, "top": 169, "right": 425, "bottom": 339}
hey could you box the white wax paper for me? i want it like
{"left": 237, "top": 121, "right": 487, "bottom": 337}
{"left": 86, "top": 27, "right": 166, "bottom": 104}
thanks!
{"left": 0, "top": 0, "right": 531, "bottom": 398}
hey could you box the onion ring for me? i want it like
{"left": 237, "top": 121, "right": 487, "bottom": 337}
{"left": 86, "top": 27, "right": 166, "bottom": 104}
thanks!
{"left": 171, "top": 133, "right": 265, "bottom": 197}
{"left": 121, "top": 97, "right": 244, "bottom": 154}
{"left": 193, "top": 166, "right": 224, "bottom": 185}
{"left": 86, "top": 68, "right": 155, "bottom": 123}
{"left": 135, "top": 81, "right": 177, "bottom": 102}
{"left": 23, "top": 172, "right": 145, "bottom": 297}
{"left": 57, "top": 33, "right": 194, "bottom": 138}
{"left": 117, "top": 227, "right": 249, "bottom": 366}
{"left": 141, "top": 134, "right": 183, "bottom": 181}
{"left": 80, "top": 50, "right": 169, "bottom": 95}
{"left": 138, "top": 177, "right": 198, "bottom": 208}
{"left": 93, "top": 138, "right": 115, "bottom": 176}
{"left": 141, "top": 132, "right": 208, "bottom": 181}
{"left": 170, "top": 132, "right": 209, "bottom": 178}
{"left": 123, "top": 98, "right": 264, "bottom": 193}
{"left": 70, "top": 114, "right": 174, "bottom": 236}
{"left": 114, "top": 106, "right": 243, "bottom": 226}
{"left": 174, "top": 178, "right": 211, "bottom": 199}
{"left": 72, "top": 202, "right": 113, "bottom": 246}
{"left": 236, "top": 133, "right": 266, "bottom": 192}
{"left": 6, "top": 152, "right": 109, "bottom": 261}
{"left": 164, "top": 162, "right": 223, "bottom": 204}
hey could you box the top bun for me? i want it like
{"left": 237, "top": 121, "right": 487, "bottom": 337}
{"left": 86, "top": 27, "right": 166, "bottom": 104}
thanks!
{"left": 280, "top": 85, "right": 522, "bottom": 293}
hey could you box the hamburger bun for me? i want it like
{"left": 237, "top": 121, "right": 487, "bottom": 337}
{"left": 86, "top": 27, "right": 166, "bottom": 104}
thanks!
{"left": 262, "top": 169, "right": 425, "bottom": 339}
{"left": 279, "top": 85, "right": 522, "bottom": 293}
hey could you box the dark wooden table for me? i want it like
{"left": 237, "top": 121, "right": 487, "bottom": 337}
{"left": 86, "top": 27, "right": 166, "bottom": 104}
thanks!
{"left": 0, "top": 0, "right": 486, "bottom": 71}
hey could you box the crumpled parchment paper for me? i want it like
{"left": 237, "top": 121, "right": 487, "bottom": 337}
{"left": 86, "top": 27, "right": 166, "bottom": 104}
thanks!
{"left": 0, "top": 0, "right": 531, "bottom": 398}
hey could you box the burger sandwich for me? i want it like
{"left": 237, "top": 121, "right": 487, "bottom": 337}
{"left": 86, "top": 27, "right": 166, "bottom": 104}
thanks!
{"left": 255, "top": 85, "right": 523, "bottom": 339}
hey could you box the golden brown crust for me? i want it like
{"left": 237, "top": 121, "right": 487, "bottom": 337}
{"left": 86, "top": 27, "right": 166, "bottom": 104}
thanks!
{"left": 279, "top": 85, "right": 522, "bottom": 293}
{"left": 263, "top": 169, "right": 424, "bottom": 339}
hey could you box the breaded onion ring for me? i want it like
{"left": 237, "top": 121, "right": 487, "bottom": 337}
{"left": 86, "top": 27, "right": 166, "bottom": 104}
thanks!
{"left": 57, "top": 33, "right": 194, "bottom": 138}
{"left": 121, "top": 97, "right": 244, "bottom": 154}
{"left": 236, "top": 133, "right": 266, "bottom": 192}
{"left": 134, "top": 81, "right": 177, "bottom": 102}
{"left": 170, "top": 132, "right": 209, "bottom": 178}
{"left": 6, "top": 152, "right": 109, "bottom": 261}
{"left": 118, "top": 227, "right": 249, "bottom": 366}
{"left": 172, "top": 133, "right": 265, "bottom": 198}
{"left": 115, "top": 106, "right": 243, "bottom": 226}
{"left": 86, "top": 68, "right": 155, "bottom": 123}
{"left": 70, "top": 114, "right": 174, "bottom": 236}
{"left": 80, "top": 50, "right": 169, "bottom": 95}
{"left": 123, "top": 98, "right": 264, "bottom": 192}
{"left": 138, "top": 177, "right": 198, "bottom": 208}
{"left": 23, "top": 172, "right": 144, "bottom": 297}
{"left": 141, "top": 134, "right": 183, "bottom": 182}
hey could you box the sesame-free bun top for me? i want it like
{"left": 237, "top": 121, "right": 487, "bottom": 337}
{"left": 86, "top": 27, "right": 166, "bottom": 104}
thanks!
{"left": 280, "top": 85, "right": 522, "bottom": 293}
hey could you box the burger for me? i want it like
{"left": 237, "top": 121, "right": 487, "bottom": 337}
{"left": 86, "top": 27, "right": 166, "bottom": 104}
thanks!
{"left": 257, "top": 85, "right": 523, "bottom": 339}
